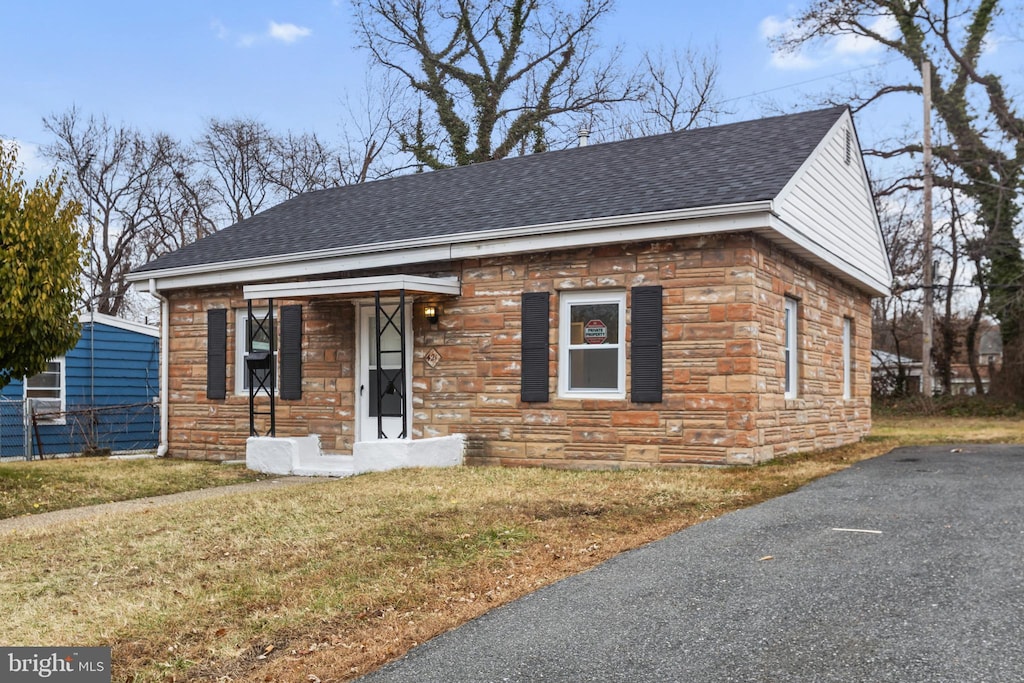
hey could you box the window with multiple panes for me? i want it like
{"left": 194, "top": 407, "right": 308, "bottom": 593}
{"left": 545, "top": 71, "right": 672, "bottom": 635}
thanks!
{"left": 558, "top": 291, "right": 626, "bottom": 398}
{"left": 235, "top": 308, "right": 275, "bottom": 394}
{"left": 25, "top": 358, "right": 65, "bottom": 424}
{"left": 843, "top": 317, "right": 853, "bottom": 399}
{"left": 784, "top": 297, "right": 799, "bottom": 399}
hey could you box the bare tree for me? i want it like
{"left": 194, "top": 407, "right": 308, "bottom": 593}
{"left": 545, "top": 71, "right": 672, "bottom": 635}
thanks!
{"left": 259, "top": 131, "right": 346, "bottom": 196}
{"left": 257, "top": 75, "right": 415, "bottom": 194}
{"left": 774, "top": 0, "right": 1024, "bottom": 398}
{"left": 351, "top": 0, "right": 643, "bottom": 168}
{"left": 139, "top": 134, "right": 219, "bottom": 260}
{"left": 195, "top": 117, "right": 279, "bottom": 223}
{"left": 963, "top": 230, "right": 991, "bottom": 394}
{"left": 569, "top": 44, "right": 725, "bottom": 146}
{"left": 601, "top": 45, "right": 724, "bottom": 140}
{"left": 43, "top": 109, "right": 172, "bottom": 316}
{"left": 336, "top": 71, "right": 422, "bottom": 181}
{"left": 872, "top": 187, "right": 925, "bottom": 395}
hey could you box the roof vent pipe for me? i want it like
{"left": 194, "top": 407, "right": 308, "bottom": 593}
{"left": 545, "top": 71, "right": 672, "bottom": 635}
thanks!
{"left": 577, "top": 129, "right": 590, "bottom": 147}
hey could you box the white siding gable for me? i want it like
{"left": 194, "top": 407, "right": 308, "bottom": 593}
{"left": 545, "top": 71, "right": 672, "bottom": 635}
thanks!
{"left": 772, "top": 111, "right": 891, "bottom": 296}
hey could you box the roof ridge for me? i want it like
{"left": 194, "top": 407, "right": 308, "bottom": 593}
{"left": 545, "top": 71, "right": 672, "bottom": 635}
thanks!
{"left": 285, "top": 105, "right": 851, "bottom": 200}
{"left": 132, "top": 106, "right": 850, "bottom": 277}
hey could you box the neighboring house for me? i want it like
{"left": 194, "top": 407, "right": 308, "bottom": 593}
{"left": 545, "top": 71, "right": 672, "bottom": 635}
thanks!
{"left": 0, "top": 312, "right": 160, "bottom": 458}
{"left": 977, "top": 326, "right": 1003, "bottom": 369}
{"left": 950, "top": 325, "right": 1002, "bottom": 396}
{"left": 871, "top": 349, "right": 923, "bottom": 396}
{"left": 948, "top": 363, "right": 992, "bottom": 396}
{"left": 127, "top": 106, "right": 890, "bottom": 468}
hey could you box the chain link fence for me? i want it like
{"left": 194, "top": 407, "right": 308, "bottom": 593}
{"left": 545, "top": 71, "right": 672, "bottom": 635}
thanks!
{"left": 1, "top": 398, "right": 30, "bottom": 459}
{"left": 0, "top": 400, "right": 158, "bottom": 460}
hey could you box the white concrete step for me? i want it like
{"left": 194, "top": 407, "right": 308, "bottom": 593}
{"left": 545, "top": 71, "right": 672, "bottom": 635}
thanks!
{"left": 292, "top": 453, "right": 355, "bottom": 478}
{"left": 247, "top": 434, "right": 465, "bottom": 477}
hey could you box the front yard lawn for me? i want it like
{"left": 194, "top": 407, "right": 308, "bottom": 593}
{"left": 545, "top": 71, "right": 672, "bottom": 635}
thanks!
{"left": 0, "top": 457, "right": 269, "bottom": 519}
{"left": 0, "top": 415, "right": 1021, "bottom": 682}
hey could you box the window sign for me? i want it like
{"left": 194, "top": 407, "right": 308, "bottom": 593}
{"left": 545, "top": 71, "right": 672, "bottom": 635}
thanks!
{"left": 559, "top": 293, "right": 625, "bottom": 397}
{"left": 584, "top": 319, "right": 608, "bottom": 344}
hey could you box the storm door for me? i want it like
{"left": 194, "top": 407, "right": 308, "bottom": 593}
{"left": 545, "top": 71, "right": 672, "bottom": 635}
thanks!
{"left": 357, "top": 295, "right": 411, "bottom": 440}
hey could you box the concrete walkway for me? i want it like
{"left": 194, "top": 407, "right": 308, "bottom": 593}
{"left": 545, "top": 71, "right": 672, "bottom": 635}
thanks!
{"left": 359, "top": 444, "right": 1024, "bottom": 683}
{"left": 0, "top": 476, "right": 322, "bottom": 534}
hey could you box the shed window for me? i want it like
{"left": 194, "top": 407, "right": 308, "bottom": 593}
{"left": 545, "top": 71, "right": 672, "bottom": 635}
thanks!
{"left": 26, "top": 358, "right": 66, "bottom": 424}
{"left": 784, "top": 297, "right": 799, "bottom": 399}
{"left": 559, "top": 291, "right": 626, "bottom": 398}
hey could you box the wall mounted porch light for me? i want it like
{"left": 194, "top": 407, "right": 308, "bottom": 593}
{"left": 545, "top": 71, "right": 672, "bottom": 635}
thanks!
{"left": 422, "top": 303, "right": 441, "bottom": 325}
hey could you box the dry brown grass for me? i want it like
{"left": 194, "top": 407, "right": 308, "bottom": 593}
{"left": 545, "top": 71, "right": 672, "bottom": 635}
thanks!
{"left": 0, "top": 416, "right": 1020, "bottom": 682}
{"left": 0, "top": 457, "right": 270, "bottom": 519}
{"left": 869, "top": 415, "right": 1024, "bottom": 445}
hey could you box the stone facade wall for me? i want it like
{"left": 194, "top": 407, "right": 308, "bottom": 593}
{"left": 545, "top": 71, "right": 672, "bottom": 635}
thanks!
{"left": 163, "top": 232, "right": 872, "bottom": 466}
{"left": 166, "top": 288, "right": 356, "bottom": 460}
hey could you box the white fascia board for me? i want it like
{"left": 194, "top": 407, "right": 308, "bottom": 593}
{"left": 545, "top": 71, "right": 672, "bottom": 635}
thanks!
{"left": 766, "top": 215, "right": 891, "bottom": 297}
{"left": 79, "top": 311, "right": 160, "bottom": 338}
{"left": 129, "top": 202, "right": 773, "bottom": 293}
{"left": 244, "top": 275, "right": 462, "bottom": 300}
{"left": 449, "top": 210, "right": 772, "bottom": 260}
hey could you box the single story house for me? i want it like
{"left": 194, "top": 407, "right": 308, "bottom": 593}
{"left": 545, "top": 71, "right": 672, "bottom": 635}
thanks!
{"left": 0, "top": 312, "right": 160, "bottom": 458}
{"left": 127, "top": 106, "right": 890, "bottom": 468}
{"left": 870, "top": 349, "right": 924, "bottom": 396}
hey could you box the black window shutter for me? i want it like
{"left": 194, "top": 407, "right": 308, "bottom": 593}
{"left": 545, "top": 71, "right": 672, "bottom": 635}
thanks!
{"left": 631, "top": 285, "right": 663, "bottom": 403}
{"left": 279, "top": 305, "right": 303, "bottom": 400}
{"left": 206, "top": 308, "right": 227, "bottom": 400}
{"left": 520, "top": 292, "right": 550, "bottom": 402}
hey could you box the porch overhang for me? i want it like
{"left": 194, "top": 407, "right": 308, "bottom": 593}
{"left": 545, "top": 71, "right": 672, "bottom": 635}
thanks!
{"left": 242, "top": 274, "right": 461, "bottom": 300}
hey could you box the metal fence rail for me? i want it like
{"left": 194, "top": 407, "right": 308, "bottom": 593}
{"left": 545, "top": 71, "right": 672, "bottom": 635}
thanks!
{"left": 1, "top": 400, "right": 159, "bottom": 460}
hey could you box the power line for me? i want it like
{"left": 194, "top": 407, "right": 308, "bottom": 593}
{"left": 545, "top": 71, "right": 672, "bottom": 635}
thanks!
{"left": 718, "top": 57, "right": 902, "bottom": 105}
{"left": 584, "top": 56, "right": 904, "bottom": 139}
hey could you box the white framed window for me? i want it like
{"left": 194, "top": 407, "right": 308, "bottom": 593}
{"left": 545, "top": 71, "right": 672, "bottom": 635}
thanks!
{"left": 235, "top": 308, "right": 277, "bottom": 394}
{"left": 784, "top": 297, "right": 799, "bottom": 399}
{"left": 843, "top": 317, "right": 853, "bottom": 399}
{"left": 558, "top": 290, "right": 626, "bottom": 399}
{"left": 25, "top": 357, "right": 66, "bottom": 424}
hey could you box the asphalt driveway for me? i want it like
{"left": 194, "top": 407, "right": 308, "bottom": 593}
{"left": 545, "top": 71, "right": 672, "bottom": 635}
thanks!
{"left": 360, "top": 444, "right": 1024, "bottom": 682}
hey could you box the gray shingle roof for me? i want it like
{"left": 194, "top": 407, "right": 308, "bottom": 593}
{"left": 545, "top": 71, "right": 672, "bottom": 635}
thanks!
{"left": 133, "top": 106, "right": 846, "bottom": 275}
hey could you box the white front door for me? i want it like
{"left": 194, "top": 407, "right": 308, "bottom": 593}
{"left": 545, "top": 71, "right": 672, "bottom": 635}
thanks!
{"left": 357, "top": 302, "right": 412, "bottom": 441}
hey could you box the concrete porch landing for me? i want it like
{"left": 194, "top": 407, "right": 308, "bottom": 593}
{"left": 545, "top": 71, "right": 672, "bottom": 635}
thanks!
{"left": 246, "top": 434, "right": 465, "bottom": 477}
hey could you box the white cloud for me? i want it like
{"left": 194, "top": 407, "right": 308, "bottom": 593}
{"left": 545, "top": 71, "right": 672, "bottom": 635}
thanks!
{"left": 760, "top": 15, "right": 821, "bottom": 70}
{"left": 1, "top": 139, "right": 52, "bottom": 185}
{"left": 762, "top": 12, "right": 897, "bottom": 71}
{"left": 982, "top": 33, "right": 1005, "bottom": 56}
{"left": 210, "top": 19, "right": 229, "bottom": 41}
{"left": 268, "top": 21, "right": 311, "bottom": 43}
{"left": 211, "top": 19, "right": 312, "bottom": 47}
{"left": 759, "top": 15, "right": 791, "bottom": 40}
{"left": 769, "top": 50, "right": 820, "bottom": 70}
{"left": 834, "top": 15, "right": 897, "bottom": 55}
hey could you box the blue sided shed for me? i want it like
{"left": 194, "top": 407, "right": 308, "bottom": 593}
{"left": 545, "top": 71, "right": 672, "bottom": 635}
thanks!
{"left": 0, "top": 312, "right": 160, "bottom": 459}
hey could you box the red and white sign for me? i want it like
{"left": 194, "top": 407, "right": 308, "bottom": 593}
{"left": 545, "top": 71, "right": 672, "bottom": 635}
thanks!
{"left": 584, "top": 319, "right": 608, "bottom": 344}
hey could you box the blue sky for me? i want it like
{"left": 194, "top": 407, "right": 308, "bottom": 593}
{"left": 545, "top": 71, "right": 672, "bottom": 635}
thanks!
{"left": 0, "top": 1, "right": 991, "bottom": 181}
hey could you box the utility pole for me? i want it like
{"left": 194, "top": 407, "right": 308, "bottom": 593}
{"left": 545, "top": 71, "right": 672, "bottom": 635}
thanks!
{"left": 921, "top": 59, "right": 934, "bottom": 397}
